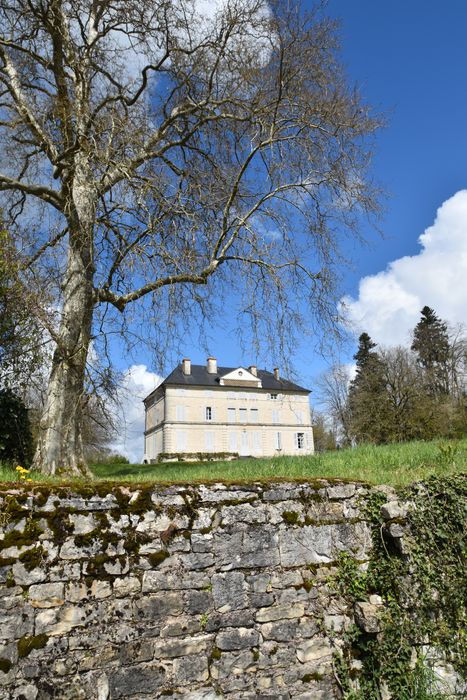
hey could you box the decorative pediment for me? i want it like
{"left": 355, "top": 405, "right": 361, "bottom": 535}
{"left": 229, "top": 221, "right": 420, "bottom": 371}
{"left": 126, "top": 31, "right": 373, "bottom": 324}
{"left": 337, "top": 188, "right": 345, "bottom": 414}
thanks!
{"left": 219, "top": 367, "right": 262, "bottom": 388}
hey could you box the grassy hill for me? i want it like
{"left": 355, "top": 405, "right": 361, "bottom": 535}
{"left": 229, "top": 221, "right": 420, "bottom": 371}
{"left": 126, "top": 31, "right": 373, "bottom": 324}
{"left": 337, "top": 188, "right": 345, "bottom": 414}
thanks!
{"left": 1, "top": 438, "right": 465, "bottom": 488}
{"left": 91, "top": 438, "right": 466, "bottom": 487}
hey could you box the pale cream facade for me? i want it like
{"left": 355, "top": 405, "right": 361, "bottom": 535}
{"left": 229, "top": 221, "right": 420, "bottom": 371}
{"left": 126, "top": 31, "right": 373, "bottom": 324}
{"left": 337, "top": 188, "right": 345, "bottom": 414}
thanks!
{"left": 143, "top": 360, "right": 314, "bottom": 461}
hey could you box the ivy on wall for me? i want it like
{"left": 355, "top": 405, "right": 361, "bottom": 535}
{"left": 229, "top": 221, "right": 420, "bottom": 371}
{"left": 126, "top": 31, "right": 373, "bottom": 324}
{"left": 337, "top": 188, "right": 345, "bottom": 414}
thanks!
{"left": 334, "top": 474, "right": 466, "bottom": 699}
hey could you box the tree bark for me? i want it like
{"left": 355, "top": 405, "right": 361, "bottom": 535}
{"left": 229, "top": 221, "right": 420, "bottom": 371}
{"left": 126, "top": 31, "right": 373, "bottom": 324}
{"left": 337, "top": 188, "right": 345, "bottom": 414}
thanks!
{"left": 32, "top": 163, "right": 96, "bottom": 476}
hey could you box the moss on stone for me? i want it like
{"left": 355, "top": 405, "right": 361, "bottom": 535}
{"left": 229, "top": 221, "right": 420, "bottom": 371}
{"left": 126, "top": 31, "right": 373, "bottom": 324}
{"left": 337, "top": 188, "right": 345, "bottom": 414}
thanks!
{"left": 302, "top": 672, "right": 323, "bottom": 682}
{"left": 282, "top": 510, "right": 300, "bottom": 525}
{"left": 18, "top": 544, "right": 47, "bottom": 571}
{"left": 46, "top": 512, "right": 74, "bottom": 542}
{"left": 0, "top": 518, "right": 43, "bottom": 550}
{"left": 17, "top": 634, "right": 48, "bottom": 658}
{"left": 146, "top": 551, "right": 169, "bottom": 568}
{"left": 210, "top": 647, "right": 222, "bottom": 661}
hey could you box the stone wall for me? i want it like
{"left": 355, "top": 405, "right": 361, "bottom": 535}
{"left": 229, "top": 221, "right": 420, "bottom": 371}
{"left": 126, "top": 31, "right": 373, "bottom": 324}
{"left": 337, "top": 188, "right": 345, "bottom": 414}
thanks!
{"left": 0, "top": 479, "right": 431, "bottom": 698}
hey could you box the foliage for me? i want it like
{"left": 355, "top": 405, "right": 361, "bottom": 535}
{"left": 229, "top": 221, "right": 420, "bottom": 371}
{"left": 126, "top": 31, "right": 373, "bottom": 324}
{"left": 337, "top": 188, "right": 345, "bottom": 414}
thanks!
{"left": 335, "top": 474, "right": 467, "bottom": 699}
{"left": 348, "top": 333, "right": 393, "bottom": 444}
{"left": 311, "top": 411, "right": 337, "bottom": 452}
{"left": 0, "top": 389, "right": 33, "bottom": 466}
{"left": 326, "top": 309, "right": 466, "bottom": 446}
{"left": 0, "top": 222, "right": 46, "bottom": 393}
{"left": 412, "top": 306, "right": 451, "bottom": 396}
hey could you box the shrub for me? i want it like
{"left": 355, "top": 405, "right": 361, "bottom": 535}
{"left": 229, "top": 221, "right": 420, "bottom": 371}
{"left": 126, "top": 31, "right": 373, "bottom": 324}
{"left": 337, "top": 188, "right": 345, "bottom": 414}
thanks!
{"left": 0, "top": 389, "right": 33, "bottom": 466}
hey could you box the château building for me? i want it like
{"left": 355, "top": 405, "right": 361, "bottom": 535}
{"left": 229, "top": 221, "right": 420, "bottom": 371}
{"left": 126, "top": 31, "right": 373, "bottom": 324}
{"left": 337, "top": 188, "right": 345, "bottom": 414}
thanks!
{"left": 143, "top": 357, "right": 314, "bottom": 462}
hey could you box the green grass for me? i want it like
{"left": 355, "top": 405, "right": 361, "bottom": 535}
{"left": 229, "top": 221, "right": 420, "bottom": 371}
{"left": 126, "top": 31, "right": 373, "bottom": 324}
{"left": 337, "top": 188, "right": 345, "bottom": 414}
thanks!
{"left": 1, "top": 438, "right": 464, "bottom": 489}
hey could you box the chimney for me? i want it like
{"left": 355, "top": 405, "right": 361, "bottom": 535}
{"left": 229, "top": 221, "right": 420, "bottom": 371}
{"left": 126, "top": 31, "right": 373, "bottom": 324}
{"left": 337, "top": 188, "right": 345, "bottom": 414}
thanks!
{"left": 249, "top": 365, "right": 257, "bottom": 377}
{"left": 182, "top": 358, "right": 191, "bottom": 376}
{"left": 207, "top": 357, "right": 217, "bottom": 374}
{"left": 274, "top": 367, "right": 280, "bottom": 381}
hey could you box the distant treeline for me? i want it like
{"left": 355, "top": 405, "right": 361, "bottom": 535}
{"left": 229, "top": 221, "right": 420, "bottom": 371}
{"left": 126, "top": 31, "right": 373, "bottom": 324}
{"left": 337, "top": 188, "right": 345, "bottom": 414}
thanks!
{"left": 316, "top": 307, "right": 466, "bottom": 449}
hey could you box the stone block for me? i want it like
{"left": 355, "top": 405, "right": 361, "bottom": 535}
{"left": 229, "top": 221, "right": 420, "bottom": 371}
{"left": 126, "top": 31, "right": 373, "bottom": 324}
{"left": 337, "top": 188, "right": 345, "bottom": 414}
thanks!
{"left": 172, "top": 654, "right": 209, "bottom": 684}
{"left": 29, "top": 582, "right": 65, "bottom": 608}
{"left": 327, "top": 483, "right": 356, "bottom": 500}
{"left": 354, "top": 601, "right": 382, "bottom": 634}
{"left": 256, "top": 603, "right": 304, "bottom": 623}
{"left": 296, "top": 637, "right": 332, "bottom": 664}
{"left": 260, "top": 619, "right": 299, "bottom": 642}
{"left": 212, "top": 571, "right": 248, "bottom": 612}
{"left": 214, "top": 527, "right": 280, "bottom": 569}
{"left": 134, "top": 592, "right": 183, "bottom": 621}
{"left": 108, "top": 663, "right": 166, "bottom": 699}
{"left": 185, "top": 589, "right": 211, "bottom": 615}
{"left": 216, "top": 627, "right": 260, "bottom": 651}
{"left": 113, "top": 576, "right": 141, "bottom": 597}
{"left": 153, "top": 634, "right": 213, "bottom": 659}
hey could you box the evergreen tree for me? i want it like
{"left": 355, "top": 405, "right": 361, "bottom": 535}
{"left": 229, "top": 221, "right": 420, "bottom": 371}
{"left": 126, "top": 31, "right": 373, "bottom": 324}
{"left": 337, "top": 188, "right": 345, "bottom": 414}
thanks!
{"left": 348, "top": 333, "right": 392, "bottom": 444}
{"left": 0, "top": 389, "right": 34, "bottom": 466}
{"left": 411, "top": 306, "right": 450, "bottom": 396}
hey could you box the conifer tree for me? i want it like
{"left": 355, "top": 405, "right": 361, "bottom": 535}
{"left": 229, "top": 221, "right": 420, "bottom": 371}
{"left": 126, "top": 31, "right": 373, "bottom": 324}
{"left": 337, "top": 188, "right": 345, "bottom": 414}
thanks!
{"left": 411, "top": 306, "right": 450, "bottom": 396}
{"left": 348, "top": 333, "right": 391, "bottom": 444}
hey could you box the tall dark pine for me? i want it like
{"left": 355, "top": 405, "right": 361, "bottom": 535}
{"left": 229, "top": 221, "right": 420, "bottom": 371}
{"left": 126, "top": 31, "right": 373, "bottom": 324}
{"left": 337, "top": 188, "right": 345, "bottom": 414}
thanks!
{"left": 411, "top": 306, "right": 450, "bottom": 395}
{"left": 348, "top": 333, "right": 391, "bottom": 444}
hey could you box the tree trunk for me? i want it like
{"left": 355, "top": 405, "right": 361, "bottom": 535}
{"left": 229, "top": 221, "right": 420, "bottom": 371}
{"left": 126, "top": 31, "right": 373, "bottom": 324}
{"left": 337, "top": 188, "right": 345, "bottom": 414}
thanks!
{"left": 32, "top": 166, "right": 96, "bottom": 476}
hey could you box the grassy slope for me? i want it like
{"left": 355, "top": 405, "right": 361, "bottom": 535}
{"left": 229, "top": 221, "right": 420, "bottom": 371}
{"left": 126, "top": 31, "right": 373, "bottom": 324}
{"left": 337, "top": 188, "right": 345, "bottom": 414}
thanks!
{"left": 2, "top": 438, "right": 464, "bottom": 488}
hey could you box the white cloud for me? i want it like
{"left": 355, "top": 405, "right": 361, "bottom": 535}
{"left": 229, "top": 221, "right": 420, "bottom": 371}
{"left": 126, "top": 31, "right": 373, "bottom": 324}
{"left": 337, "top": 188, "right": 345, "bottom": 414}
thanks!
{"left": 341, "top": 190, "right": 467, "bottom": 346}
{"left": 109, "top": 365, "right": 163, "bottom": 463}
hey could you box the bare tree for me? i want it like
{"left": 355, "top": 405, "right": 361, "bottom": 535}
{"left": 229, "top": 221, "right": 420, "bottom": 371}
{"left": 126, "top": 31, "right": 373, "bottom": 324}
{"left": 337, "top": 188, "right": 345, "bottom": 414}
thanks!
{"left": 316, "top": 363, "right": 353, "bottom": 445}
{"left": 0, "top": 0, "right": 380, "bottom": 475}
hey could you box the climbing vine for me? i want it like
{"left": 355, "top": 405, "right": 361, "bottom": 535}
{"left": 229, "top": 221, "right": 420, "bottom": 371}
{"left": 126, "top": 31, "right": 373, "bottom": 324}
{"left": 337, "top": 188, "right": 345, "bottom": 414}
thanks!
{"left": 334, "top": 474, "right": 466, "bottom": 699}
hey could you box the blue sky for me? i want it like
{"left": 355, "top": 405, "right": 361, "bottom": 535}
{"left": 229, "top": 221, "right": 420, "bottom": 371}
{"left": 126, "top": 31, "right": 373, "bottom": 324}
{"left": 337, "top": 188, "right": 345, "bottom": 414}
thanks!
{"left": 112, "top": 0, "right": 467, "bottom": 459}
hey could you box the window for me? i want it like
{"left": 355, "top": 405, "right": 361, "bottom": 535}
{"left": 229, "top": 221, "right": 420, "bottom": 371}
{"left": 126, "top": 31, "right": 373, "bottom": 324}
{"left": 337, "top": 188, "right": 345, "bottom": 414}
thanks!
{"left": 239, "top": 408, "right": 247, "bottom": 423}
{"left": 295, "top": 432, "right": 305, "bottom": 449}
{"left": 176, "top": 431, "right": 187, "bottom": 451}
{"left": 205, "top": 431, "right": 215, "bottom": 451}
{"left": 250, "top": 408, "right": 258, "bottom": 423}
{"left": 296, "top": 410, "right": 304, "bottom": 425}
{"left": 227, "top": 407, "right": 236, "bottom": 423}
{"left": 272, "top": 410, "right": 281, "bottom": 424}
{"left": 205, "top": 406, "right": 213, "bottom": 421}
{"left": 275, "top": 432, "right": 282, "bottom": 450}
{"left": 253, "top": 431, "right": 262, "bottom": 452}
{"left": 229, "top": 432, "right": 237, "bottom": 451}
{"left": 176, "top": 405, "right": 186, "bottom": 421}
{"left": 269, "top": 393, "right": 278, "bottom": 400}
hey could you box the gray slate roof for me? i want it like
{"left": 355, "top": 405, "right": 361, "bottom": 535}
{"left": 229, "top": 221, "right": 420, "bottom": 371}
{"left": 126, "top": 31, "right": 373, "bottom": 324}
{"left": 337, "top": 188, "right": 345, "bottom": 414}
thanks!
{"left": 161, "top": 364, "right": 310, "bottom": 393}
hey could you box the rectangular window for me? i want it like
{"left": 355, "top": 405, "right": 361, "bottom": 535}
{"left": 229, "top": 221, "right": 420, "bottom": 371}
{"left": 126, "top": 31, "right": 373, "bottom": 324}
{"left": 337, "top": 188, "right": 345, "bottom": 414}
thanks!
{"left": 205, "top": 431, "right": 215, "bottom": 451}
{"left": 250, "top": 408, "right": 258, "bottom": 423}
{"left": 275, "top": 432, "right": 282, "bottom": 450}
{"left": 296, "top": 410, "right": 304, "bottom": 425}
{"left": 205, "top": 406, "right": 213, "bottom": 421}
{"left": 239, "top": 408, "right": 247, "bottom": 423}
{"left": 296, "top": 432, "right": 305, "bottom": 449}
{"left": 270, "top": 393, "right": 278, "bottom": 400}
{"left": 272, "top": 410, "right": 281, "bottom": 424}
{"left": 229, "top": 432, "right": 237, "bottom": 452}
{"left": 253, "top": 431, "right": 262, "bottom": 452}
{"left": 227, "top": 407, "right": 236, "bottom": 423}
{"left": 176, "top": 431, "right": 187, "bottom": 451}
{"left": 176, "top": 405, "right": 185, "bottom": 421}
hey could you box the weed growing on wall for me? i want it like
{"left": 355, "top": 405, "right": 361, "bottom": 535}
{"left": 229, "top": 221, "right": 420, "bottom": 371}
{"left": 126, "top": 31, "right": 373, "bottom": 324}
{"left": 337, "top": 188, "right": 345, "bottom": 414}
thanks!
{"left": 334, "top": 474, "right": 466, "bottom": 699}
